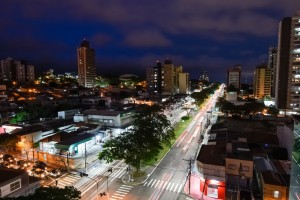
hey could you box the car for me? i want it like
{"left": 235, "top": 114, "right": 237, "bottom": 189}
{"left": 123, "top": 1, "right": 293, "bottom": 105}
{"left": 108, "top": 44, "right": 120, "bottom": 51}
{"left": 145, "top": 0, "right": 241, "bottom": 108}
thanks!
{"left": 48, "top": 169, "right": 61, "bottom": 177}
{"left": 3, "top": 162, "right": 14, "bottom": 168}
{"left": 33, "top": 161, "right": 47, "bottom": 170}
{"left": 30, "top": 168, "right": 46, "bottom": 178}
{"left": 2, "top": 154, "right": 15, "bottom": 163}
{"left": 17, "top": 160, "right": 31, "bottom": 169}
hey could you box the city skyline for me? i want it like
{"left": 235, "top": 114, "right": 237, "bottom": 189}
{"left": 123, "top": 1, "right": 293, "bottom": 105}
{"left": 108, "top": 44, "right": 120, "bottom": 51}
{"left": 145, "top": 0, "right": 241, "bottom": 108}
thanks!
{"left": 1, "top": 1, "right": 300, "bottom": 82}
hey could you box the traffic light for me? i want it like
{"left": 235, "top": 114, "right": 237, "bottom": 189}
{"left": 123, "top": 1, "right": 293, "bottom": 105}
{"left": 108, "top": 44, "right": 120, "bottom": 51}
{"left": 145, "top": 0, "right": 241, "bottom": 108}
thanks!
{"left": 79, "top": 172, "right": 88, "bottom": 177}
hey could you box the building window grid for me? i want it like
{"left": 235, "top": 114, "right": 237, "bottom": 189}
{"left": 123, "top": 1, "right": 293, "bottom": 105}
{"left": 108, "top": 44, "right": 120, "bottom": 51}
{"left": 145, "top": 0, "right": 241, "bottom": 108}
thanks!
{"left": 10, "top": 180, "right": 21, "bottom": 192}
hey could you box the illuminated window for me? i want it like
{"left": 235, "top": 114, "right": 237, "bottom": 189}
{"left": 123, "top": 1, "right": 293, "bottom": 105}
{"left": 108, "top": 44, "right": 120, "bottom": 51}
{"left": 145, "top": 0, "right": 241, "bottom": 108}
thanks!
{"left": 273, "top": 191, "right": 280, "bottom": 198}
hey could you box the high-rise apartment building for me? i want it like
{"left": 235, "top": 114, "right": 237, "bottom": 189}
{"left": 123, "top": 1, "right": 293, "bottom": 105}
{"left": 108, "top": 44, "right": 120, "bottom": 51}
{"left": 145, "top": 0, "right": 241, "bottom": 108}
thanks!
{"left": 227, "top": 65, "right": 242, "bottom": 90}
{"left": 268, "top": 47, "right": 278, "bottom": 98}
{"left": 199, "top": 71, "right": 209, "bottom": 82}
{"left": 0, "top": 57, "right": 35, "bottom": 84}
{"left": 178, "top": 72, "right": 190, "bottom": 94}
{"left": 146, "top": 59, "right": 189, "bottom": 95}
{"left": 275, "top": 11, "right": 300, "bottom": 111}
{"left": 77, "top": 40, "right": 96, "bottom": 88}
{"left": 253, "top": 64, "right": 272, "bottom": 99}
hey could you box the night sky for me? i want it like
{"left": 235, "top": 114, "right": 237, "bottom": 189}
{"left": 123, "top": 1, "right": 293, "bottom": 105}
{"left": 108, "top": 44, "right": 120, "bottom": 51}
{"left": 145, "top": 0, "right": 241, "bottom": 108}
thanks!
{"left": 1, "top": 1, "right": 300, "bottom": 82}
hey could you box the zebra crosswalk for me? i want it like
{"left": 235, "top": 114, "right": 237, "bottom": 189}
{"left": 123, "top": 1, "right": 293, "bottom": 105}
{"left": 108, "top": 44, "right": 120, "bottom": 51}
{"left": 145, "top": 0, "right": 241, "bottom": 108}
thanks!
{"left": 100, "top": 167, "right": 127, "bottom": 179}
{"left": 143, "top": 179, "right": 184, "bottom": 193}
{"left": 55, "top": 173, "right": 81, "bottom": 188}
{"left": 110, "top": 184, "right": 133, "bottom": 200}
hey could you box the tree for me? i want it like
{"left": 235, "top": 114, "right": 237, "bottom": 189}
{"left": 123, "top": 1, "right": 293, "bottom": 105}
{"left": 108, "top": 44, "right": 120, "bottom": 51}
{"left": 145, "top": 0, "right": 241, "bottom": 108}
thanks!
{"left": 99, "top": 105, "right": 175, "bottom": 175}
{"left": 0, "top": 134, "right": 19, "bottom": 152}
{"left": 1, "top": 186, "right": 81, "bottom": 200}
{"left": 9, "top": 111, "right": 28, "bottom": 124}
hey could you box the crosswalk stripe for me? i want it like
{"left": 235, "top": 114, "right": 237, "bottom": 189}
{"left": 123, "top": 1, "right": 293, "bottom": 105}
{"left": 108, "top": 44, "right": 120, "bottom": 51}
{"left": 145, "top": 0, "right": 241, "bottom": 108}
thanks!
{"left": 116, "top": 191, "right": 127, "bottom": 195}
{"left": 146, "top": 179, "right": 153, "bottom": 187}
{"left": 177, "top": 184, "right": 183, "bottom": 193}
{"left": 120, "top": 185, "right": 132, "bottom": 189}
{"left": 111, "top": 195, "right": 123, "bottom": 199}
{"left": 114, "top": 193, "right": 126, "bottom": 197}
{"left": 169, "top": 182, "right": 175, "bottom": 191}
{"left": 174, "top": 183, "right": 179, "bottom": 192}
{"left": 154, "top": 180, "right": 161, "bottom": 188}
{"left": 166, "top": 182, "right": 172, "bottom": 191}
{"left": 122, "top": 184, "right": 133, "bottom": 188}
{"left": 162, "top": 181, "right": 168, "bottom": 190}
{"left": 143, "top": 179, "right": 185, "bottom": 193}
{"left": 117, "top": 188, "right": 130, "bottom": 192}
{"left": 158, "top": 181, "right": 164, "bottom": 189}
{"left": 151, "top": 180, "right": 157, "bottom": 187}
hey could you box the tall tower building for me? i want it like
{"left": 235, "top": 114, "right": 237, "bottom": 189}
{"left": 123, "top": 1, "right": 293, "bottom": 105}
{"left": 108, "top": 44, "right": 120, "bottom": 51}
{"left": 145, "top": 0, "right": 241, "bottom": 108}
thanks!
{"left": 268, "top": 47, "right": 278, "bottom": 98}
{"left": 275, "top": 11, "right": 300, "bottom": 111}
{"left": 253, "top": 64, "right": 272, "bottom": 99}
{"left": 77, "top": 40, "right": 96, "bottom": 88}
{"left": 227, "top": 65, "right": 242, "bottom": 90}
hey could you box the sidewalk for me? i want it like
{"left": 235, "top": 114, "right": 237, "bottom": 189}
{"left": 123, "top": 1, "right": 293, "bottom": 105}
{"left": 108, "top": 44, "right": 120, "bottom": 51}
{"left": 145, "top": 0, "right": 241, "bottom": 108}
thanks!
{"left": 183, "top": 174, "right": 222, "bottom": 200}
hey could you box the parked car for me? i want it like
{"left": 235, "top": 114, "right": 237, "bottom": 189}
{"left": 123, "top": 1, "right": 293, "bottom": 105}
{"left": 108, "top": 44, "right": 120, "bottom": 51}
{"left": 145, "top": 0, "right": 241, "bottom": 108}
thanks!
{"left": 30, "top": 168, "right": 46, "bottom": 178}
{"left": 2, "top": 154, "right": 15, "bottom": 163}
{"left": 33, "top": 161, "right": 47, "bottom": 170}
{"left": 48, "top": 169, "right": 61, "bottom": 177}
{"left": 17, "top": 160, "right": 31, "bottom": 169}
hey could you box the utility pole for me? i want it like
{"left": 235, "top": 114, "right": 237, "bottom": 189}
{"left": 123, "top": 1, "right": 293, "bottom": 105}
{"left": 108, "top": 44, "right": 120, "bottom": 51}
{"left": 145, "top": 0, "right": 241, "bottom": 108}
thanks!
{"left": 85, "top": 143, "right": 87, "bottom": 173}
{"left": 183, "top": 157, "right": 194, "bottom": 195}
{"left": 67, "top": 151, "right": 70, "bottom": 173}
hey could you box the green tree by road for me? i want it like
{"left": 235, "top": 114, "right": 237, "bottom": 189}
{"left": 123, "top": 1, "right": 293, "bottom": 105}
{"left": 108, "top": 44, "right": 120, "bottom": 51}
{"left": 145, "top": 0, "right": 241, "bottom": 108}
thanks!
{"left": 98, "top": 104, "right": 174, "bottom": 175}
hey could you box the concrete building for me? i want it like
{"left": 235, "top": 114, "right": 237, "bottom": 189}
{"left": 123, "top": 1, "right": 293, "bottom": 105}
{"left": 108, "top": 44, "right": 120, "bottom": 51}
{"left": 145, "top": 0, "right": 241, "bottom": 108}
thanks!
{"left": 227, "top": 65, "right": 242, "bottom": 90}
{"left": 178, "top": 72, "right": 190, "bottom": 94}
{"left": 275, "top": 11, "right": 300, "bottom": 111}
{"left": 253, "top": 64, "right": 272, "bottom": 99}
{"left": 77, "top": 40, "right": 96, "bottom": 88}
{"left": 290, "top": 115, "right": 300, "bottom": 199}
{"left": 268, "top": 47, "right": 278, "bottom": 98}
{"left": 146, "top": 59, "right": 190, "bottom": 95}
{"left": 199, "top": 71, "right": 209, "bottom": 82}
{"left": 0, "top": 167, "right": 40, "bottom": 198}
{"left": 0, "top": 58, "right": 35, "bottom": 84}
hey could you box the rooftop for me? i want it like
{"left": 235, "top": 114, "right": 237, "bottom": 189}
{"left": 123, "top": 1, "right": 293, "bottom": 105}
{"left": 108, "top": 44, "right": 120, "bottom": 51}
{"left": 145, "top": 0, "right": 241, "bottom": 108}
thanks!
{"left": 197, "top": 142, "right": 226, "bottom": 166}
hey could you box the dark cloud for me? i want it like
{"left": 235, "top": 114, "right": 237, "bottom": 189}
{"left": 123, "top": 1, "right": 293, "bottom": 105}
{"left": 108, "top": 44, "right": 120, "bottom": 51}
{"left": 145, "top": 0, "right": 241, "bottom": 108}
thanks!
{"left": 1, "top": 0, "right": 300, "bottom": 82}
{"left": 123, "top": 30, "right": 172, "bottom": 47}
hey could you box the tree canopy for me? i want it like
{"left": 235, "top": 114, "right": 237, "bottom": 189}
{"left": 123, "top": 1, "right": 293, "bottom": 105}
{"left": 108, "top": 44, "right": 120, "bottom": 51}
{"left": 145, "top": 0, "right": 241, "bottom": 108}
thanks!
{"left": 0, "top": 133, "right": 19, "bottom": 152}
{"left": 98, "top": 104, "right": 174, "bottom": 174}
{"left": 1, "top": 186, "right": 81, "bottom": 200}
